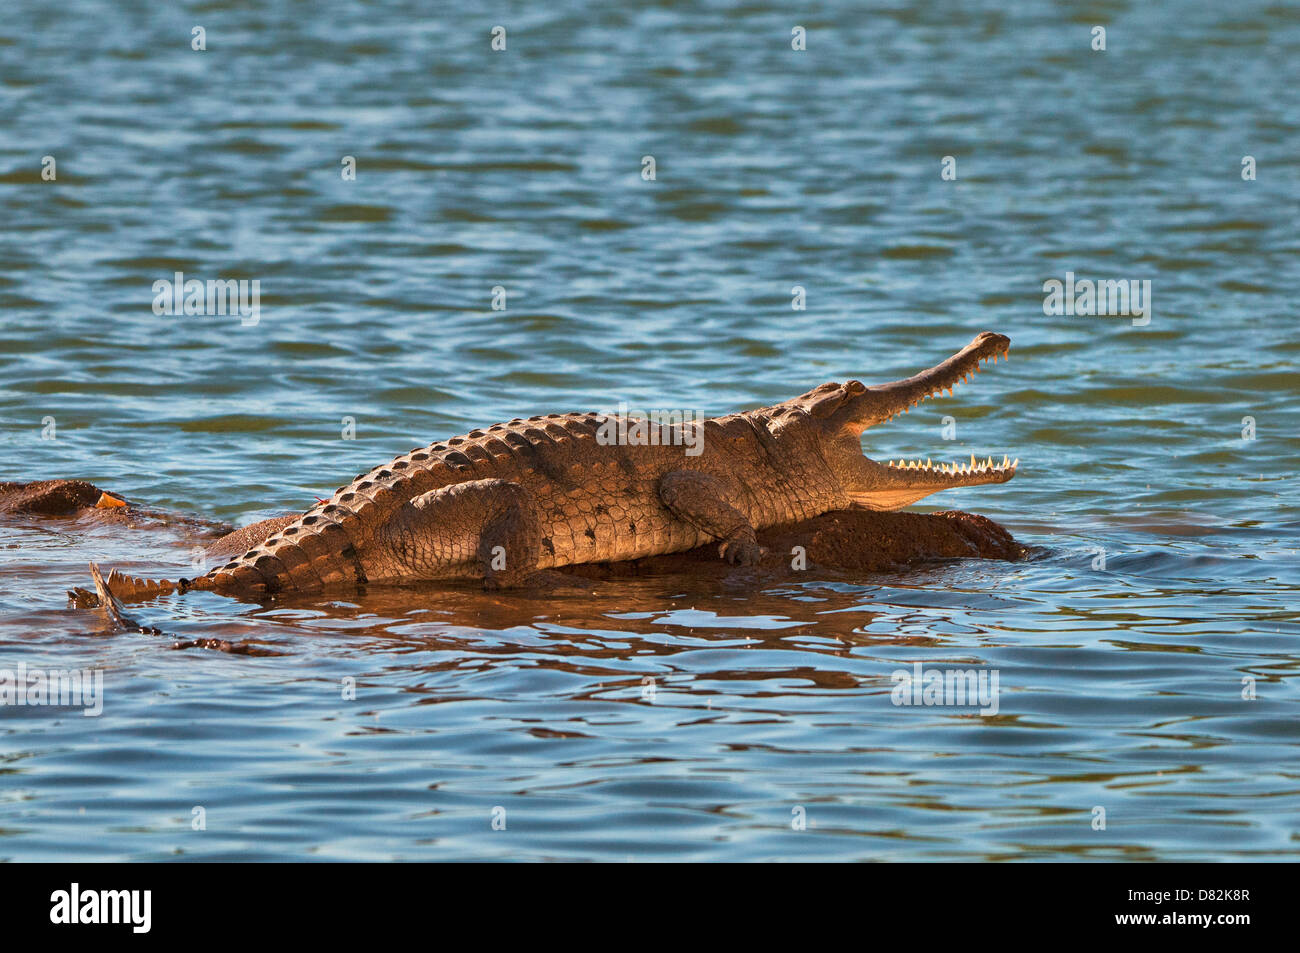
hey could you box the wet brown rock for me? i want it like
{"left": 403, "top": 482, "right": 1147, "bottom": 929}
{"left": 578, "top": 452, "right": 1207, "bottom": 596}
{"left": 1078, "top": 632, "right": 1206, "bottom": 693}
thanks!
{"left": 1, "top": 479, "right": 234, "bottom": 538}
{"left": 0, "top": 479, "right": 116, "bottom": 515}
{"left": 568, "top": 507, "right": 1026, "bottom": 579}
{"left": 761, "top": 508, "right": 1025, "bottom": 572}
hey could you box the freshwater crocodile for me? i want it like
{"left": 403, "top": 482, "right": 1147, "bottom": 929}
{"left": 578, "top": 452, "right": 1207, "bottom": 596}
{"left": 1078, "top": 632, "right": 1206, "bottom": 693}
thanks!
{"left": 82, "top": 331, "right": 1018, "bottom": 603}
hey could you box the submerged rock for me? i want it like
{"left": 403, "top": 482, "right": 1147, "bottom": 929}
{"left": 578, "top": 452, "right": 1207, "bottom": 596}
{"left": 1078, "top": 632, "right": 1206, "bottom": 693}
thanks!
{"left": 0, "top": 479, "right": 116, "bottom": 516}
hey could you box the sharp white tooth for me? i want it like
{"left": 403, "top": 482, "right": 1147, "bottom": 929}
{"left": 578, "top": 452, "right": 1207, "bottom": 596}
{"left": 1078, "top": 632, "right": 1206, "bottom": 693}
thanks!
{"left": 1012, "top": 458, "right": 1019, "bottom": 468}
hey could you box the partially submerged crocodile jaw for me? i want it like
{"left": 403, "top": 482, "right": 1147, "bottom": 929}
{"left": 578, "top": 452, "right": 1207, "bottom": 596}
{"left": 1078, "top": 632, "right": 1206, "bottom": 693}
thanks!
{"left": 83, "top": 332, "right": 1019, "bottom": 602}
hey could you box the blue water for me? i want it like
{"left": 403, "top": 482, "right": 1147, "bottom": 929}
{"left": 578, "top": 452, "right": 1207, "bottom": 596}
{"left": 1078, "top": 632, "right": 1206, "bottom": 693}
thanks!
{"left": 1, "top": 0, "right": 1297, "bottom": 860}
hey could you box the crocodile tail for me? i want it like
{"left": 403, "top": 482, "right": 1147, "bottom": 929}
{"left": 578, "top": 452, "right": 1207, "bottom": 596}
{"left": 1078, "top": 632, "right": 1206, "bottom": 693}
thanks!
{"left": 83, "top": 563, "right": 183, "bottom": 603}
{"left": 207, "top": 502, "right": 375, "bottom": 594}
{"left": 79, "top": 525, "right": 357, "bottom": 604}
{"left": 88, "top": 562, "right": 135, "bottom": 626}
{"left": 80, "top": 561, "right": 235, "bottom": 603}
{"left": 202, "top": 444, "right": 451, "bottom": 595}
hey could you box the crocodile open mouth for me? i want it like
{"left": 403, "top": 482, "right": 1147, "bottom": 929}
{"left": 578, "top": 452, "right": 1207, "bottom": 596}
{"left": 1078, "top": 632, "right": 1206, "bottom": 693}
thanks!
{"left": 872, "top": 331, "right": 1016, "bottom": 484}
{"left": 885, "top": 453, "right": 1019, "bottom": 479}
{"left": 841, "top": 332, "right": 1019, "bottom": 508}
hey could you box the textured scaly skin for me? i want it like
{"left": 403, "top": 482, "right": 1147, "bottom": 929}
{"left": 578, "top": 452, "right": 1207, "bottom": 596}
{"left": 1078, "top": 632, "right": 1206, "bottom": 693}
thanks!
{"left": 93, "top": 332, "right": 1018, "bottom": 601}
{"left": 199, "top": 408, "right": 842, "bottom": 595}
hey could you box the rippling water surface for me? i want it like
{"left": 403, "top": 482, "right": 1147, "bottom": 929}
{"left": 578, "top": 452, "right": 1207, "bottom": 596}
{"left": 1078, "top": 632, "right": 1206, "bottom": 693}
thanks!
{"left": 1, "top": 1, "right": 1297, "bottom": 861}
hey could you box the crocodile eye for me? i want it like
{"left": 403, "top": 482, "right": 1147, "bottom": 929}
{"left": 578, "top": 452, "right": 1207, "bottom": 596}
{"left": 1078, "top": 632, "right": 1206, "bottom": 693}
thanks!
{"left": 806, "top": 392, "right": 843, "bottom": 417}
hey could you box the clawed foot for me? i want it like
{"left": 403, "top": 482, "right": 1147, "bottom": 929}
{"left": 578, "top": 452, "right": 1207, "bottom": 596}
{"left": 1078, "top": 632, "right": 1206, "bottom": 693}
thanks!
{"left": 718, "top": 529, "right": 766, "bottom": 566}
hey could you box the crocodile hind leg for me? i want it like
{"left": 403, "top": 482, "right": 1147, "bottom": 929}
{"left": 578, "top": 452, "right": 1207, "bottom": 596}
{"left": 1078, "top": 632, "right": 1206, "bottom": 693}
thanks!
{"left": 381, "top": 478, "right": 542, "bottom": 588}
{"left": 658, "top": 469, "right": 766, "bottom": 566}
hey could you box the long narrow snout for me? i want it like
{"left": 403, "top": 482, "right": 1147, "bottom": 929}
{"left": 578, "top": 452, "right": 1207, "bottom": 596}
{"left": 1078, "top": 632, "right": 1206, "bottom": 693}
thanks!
{"left": 835, "top": 331, "right": 1010, "bottom": 434}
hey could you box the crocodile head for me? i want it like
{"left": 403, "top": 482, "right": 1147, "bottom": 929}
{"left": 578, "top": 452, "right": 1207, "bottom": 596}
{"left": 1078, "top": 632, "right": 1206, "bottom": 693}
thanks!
{"left": 776, "top": 331, "right": 1018, "bottom": 510}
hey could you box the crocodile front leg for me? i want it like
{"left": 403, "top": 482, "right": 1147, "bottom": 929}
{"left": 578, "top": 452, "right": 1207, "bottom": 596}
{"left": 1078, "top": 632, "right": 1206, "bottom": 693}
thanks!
{"left": 381, "top": 478, "right": 541, "bottom": 587}
{"left": 658, "top": 469, "right": 765, "bottom": 566}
